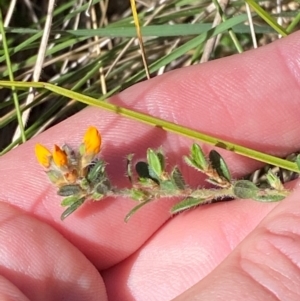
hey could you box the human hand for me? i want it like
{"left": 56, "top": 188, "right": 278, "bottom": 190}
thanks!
{"left": 1, "top": 31, "right": 300, "bottom": 301}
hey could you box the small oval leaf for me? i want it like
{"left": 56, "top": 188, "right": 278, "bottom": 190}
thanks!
{"left": 253, "top": 194, "right": 285, "bottom": 202}
{"left": 233, "top": 180, "right": 258, "bottom": 199}
{"left": 160, "top": 180, "right": 176, "bottom": 191}
{"left": 87, "top": 160, "right": 105, "bottom": 184}
{"left": 60, "top": 197, "right": 85, "bottom": 220}
{"left": 147, "top": 148, "right": 162, "bottom": 179}
{"left": 266, "top": 170, "right": 283, "bottom": 190}
{"left": 130, "top": 188, "right": 147, "bottom": 202}
{"left": 171, "top": 167, "right": 186, "bottom": 190}
{"left": 46, "top": 170, "right": 63, "bottom": 184}
{"left": 191, "top": 143, "right": 208, "bottom": 170}
{"left": 124, "top": 199, "right": 153, "bottom": 222}
{"left": 61, "top": 195, "right": 81, "bottom": 207}
{"left": 58, "top": 184, "right": 81, "bottom": 196}
{"left": 157, "top": 150, "right": 165, "bottom": 171}
{"left": 95, "top": 179, "right": 111, "bottom": 195}
{"left": 136, "top": 161, "right": 150, "bottom": 178}
{"left": 209, "top": 150, "right": 231, "bottom": 182}
{"left": 135, "top": 161, "right": 159, "bottom": 184}
{"left": 184, "top": 156, "right": 198, "bottom": 170}
{"left": 171, "top": 197, "right": 207, "bottom": 214}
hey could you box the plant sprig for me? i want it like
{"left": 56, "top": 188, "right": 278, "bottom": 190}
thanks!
{"left": 35, "top": 126, "right": 290, "bottom": 222}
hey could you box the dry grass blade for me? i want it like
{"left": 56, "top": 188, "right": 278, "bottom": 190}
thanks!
{"left": 201, "top": 0, "right": 229, "bottom": 63}
{"left": 245, "top": 2, "right": 258, "bottom": 48}
{"left": 130, "top": 0, "right": 150, "bottom": 79}
{"left": 3, "top": 0, "right": 17, "bottom": 27}
{"left": 89, "top": 1, "right": 108, "bottom": 94}
{"left": 12, "top": 0, "right": 55, "bottom": 143}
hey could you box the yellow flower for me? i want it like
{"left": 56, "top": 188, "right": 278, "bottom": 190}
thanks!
{"left": 53, "top": 145, "right": 68, "bottom": 167}
{"left": 83, "top": 126, "right": 101, "bottom": 155}
{"left": 35, "top": 144, "right": 52, "bottom": 168}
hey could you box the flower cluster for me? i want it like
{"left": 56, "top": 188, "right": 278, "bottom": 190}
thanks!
{"left": 35, "top": 126, "right": 290, "bottom": 222}
{"left": 35, "top": 126, "right": 110, "bottom": 220}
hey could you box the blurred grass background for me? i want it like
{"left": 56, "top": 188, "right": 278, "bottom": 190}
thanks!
{"left": 0, "top": 0, "right": 299, "bottom": 156}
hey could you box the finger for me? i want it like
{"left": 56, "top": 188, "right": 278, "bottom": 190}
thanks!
{"left": 102, "top": 199, "right": 281, "bottom": 301}
{"left": 102, "top": 180, "right": 296, "bottom": 301}
{"left": 171, "top": 185, "right": 300, "bottom": 301}
{"left": 0, "top": 202, "right": 105, "bottom": 301}
{"left": 1, "top": 31, "right": 300, "bottom": 271}
{"left": 0, "top": 276, "right": 30, "bottom": 301}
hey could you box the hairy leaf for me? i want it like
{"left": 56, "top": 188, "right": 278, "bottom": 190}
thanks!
{"left": 209, "top": 150, "right": 231, "bottom": 182}
{"left": 171, "top": 167, "right": 186, "bottom": 190}
{"left": 147, "top": 148, "right": 163, "bottom": 179}
{"left": 171, "top": 197, "right": 207, "bottom": 214}
{"left": 58, "top": 184, "right": 81, "bottom": 196}
{"left": 233, "top": 180, "right": 258, "bottom": 199}
{"left": 61, "top": 197, "right": 85, "bottom": 220}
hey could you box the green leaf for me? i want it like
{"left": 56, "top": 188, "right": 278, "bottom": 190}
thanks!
{"left": 79, "top": 143, "right": 85, "bottom": 156}
{"left": 135, "top": 161, "right": 149, "bottom": 178}
{"left": 147, "top": 148, "right": 163, "bottom": 179}
{"left": 253, "top": 194, "right": 285, "bottom": 202}
{"left": 46, "top": 170, "right": 64, "bottom": 184}
{"left": 95, "top": 179, "right": 111, "bottom": 195}
{"left": 266, "top": 170, "right": 283, "bottom": 190}
{"left": 129, "top": 188, "right": 147, "bottom": 202}
{"left": 171, "top": 167, "right": 186, "bottom": 190}
{"left": 245, "top": 0, "right": 288, "bottom": 37}
{"left": 160, "top": 180, "right": 176, "bottom": 191}
{"left": 124, "top": 198, "right": 153, "bottom": 222}
{"left": 171, "top": 197, "right": 207, "bottom": 214}
{"left": 61, "top": 195, "right": 81, "bottom": 207}
{"left": 157, "top": 150, "right": 165, "bottom": 171}
{"left": 233, "top": 180, "right": 258, "bottom": 199}
{"left": 60, "top": 197, "right": 85, "bottom": 220}
{"left": 91, "top": 192, "right": 105, "bottom": 201}
{"left": 148, "top": 166, "right": 159, "bottom": 181}
{"left": 191, "top": 143, "right": 208, "bottom": 170}
{"left": 209, "top": 150, "right": 231, "bottom": 182}
{"left": 87, "top": 160, "right": 106, "bottom": 184}
{"left": 135, "top": 161, "right": 158, "bottom": 184}
{"left": 184, "top": 143, "right": 208, "bottom": 172}
{"left": 58, "top": 184, "right": 81, "bottom": 196}
{"left": 126, "top": 14, "right": 249, "bottom": 87}
{"left": 184, "top": 156, "right": 200, "bottom": 171}
{"left": 8, "top": 22, "right": 270, "bottom": 38}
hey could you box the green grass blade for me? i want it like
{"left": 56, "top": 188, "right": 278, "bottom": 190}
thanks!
{"left": 0, "top": 10, "right": 26, "bottom": 142}
{"left": 0, "top": 31, "right": 43, "bottom": 63}
{"left": 0, "top": 80, "right": 299, "bottom": 173}
{"left": 286, "top": 11, "right": 300, "bottom": 33}
{"left": 0, "top": 36, "right": 88, "bottom": 78}
{"left": 6, "top": 23, "right": 276, "bottom": 38}
{"left": 125, "top": 14, "right": 248, "bottom": 85}
{"left": 245, "top": 0, "right": 288, "bottom": 36}
{"left": 212, "top": 0, "right": 243, "bottom": 53}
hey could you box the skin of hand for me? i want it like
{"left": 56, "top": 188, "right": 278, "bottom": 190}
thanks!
{"left": 1, "top": 31, "right": 300, "bottom": 301}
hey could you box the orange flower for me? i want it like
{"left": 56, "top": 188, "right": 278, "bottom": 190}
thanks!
{"left": 83, "top": 126, "right": 101, "bottom": 155}
{"left": 53, "top": 145, "right": 68, "bottom": 167}
{"left": 35, "top": 144, "right": 52, "bottom": 168}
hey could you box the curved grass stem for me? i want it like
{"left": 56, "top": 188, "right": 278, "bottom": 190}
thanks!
{"left": 0, "top": 80, "right": 299, "bottom": 173}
